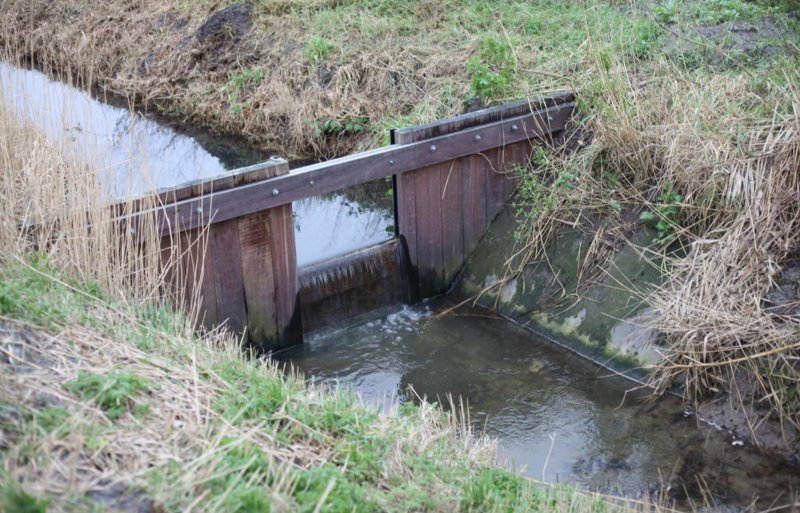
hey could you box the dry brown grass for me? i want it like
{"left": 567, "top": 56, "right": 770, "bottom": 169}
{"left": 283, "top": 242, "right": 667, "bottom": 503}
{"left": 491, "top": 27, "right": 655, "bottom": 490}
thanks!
{"left": 508, "top": 50, "right": 800, "bottom": 448}
{"left": 0, "top": 87, "right": 163, "bottom": 306}
{"left": 0, "top": 0, "right": 484, "bottom": 159}
{"left": 590, "top": 58, "right": 800, "bottom": 432}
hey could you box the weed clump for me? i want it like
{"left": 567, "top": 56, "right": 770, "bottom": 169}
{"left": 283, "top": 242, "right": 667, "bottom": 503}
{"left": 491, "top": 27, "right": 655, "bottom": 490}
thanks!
{"left": 64, "top": 371, "right": 151, "bottom": 420}
{"left": 0, "top": 486, "right": 49, "bottom": 513}
{"left": 467, "top": 37, "right": 517, "bottom": 102}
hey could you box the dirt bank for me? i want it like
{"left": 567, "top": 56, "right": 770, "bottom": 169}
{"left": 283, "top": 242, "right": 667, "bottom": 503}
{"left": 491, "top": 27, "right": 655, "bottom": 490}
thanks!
{"left": 7, "top": 0, "right": 795, "bottom": 161}
{"left": 2, "top": 0, "right": 485, "bottom": 159}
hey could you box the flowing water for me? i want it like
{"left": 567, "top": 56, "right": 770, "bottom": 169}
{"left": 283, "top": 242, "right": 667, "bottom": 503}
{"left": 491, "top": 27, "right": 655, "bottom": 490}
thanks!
{"left": 276, "top": 299, "right": 799, "bottom": 511}
{"left": 0, "top": 61, "right": 393, "bottom": 267}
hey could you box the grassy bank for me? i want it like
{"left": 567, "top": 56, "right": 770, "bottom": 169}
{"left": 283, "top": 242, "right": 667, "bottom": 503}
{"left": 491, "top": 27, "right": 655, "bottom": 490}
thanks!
{"left": 4, "top": 0, "right": 794, "bottom": 159}
{"left": 2, "top": 257, "right": 636, "bottom": 513}
{"left": 0, "top": 62, "right": 658, "bottom": 512}
{"left": 499, "top": 2, "right": 800, "bottom": 455}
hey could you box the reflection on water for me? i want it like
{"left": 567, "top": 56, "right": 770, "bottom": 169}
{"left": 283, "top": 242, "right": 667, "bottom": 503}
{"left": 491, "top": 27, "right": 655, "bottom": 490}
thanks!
{"left": 0, "top": 61, "right": 251, "bottom": 197}
{"left": 276, "top": 299, "right": 799, "bottom": 511}
{"left": 0, "top": 61, "right": 393, "bottom": 264}
{"left": 294, "top": 193, "right": 393, "bottom": 267}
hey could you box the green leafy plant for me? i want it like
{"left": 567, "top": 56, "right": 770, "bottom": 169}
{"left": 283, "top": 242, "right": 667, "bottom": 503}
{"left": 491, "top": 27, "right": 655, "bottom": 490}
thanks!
{"left": 467, "top": 37, "right": 516, "bottom": 102}
{"left": 304, "top": 36, "right": 336, "bottom": 65}
{"left": 322, "top": 116, "right": 369, "bottom": 136}
{"left": 226, "top": 67, "right": 264, "bottom": 115}
{"left": 0, "top": 486, "right": 49, "bottom": 513}
{"left": 33, "top": 407, "right": 71, "bottom": 435}
{"left": 64, "top": 372, "right": 150, "bottom": 420}
{"left": 691, "top": 0, "right": 763, "bottom": 24}
{"left": 640, "top": 183, "right": 683, "bottom": 247}
{"left": 653, "top": 1, "right": 680, "bottom": 25}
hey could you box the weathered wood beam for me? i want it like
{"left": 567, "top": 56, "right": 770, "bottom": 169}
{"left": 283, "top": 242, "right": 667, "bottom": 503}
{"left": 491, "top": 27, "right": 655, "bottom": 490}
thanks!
{"left": 120, "top": 101, "right": 575, "bottom": 238}
{"left": 393, "top": 90, "right": 574, "bottom": 143}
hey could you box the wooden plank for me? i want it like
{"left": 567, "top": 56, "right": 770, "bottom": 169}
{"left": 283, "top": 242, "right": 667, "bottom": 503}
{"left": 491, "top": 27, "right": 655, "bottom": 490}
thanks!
{"left": 439, "top": 158, "right": 464, "bottom": 285}
{"left": 394, "top": 91, "right": 574, "bottom": 142}
{"left": 395, "top": 171, "right": 417, "bottom": 257}
{"left": 483, "top": 147, "right": 508, "bottom": 223}
{"left": 180, "top": 227, "right": 218, "bottom": 328}
{"left": 238, "top": 211, "right": 278, "bottom": 344}
{"left": 158, "top": 233, "right": 182, "bottom": 306}
{"left": 501, "top": 139, "right": 532, "bottom": 198}
{"left": 210, "top": 218, "right": 247, "bottom": 334}
{"left": 121, "top": 102, "right": 575, "bottom": 238}
{"left": 110, "top": 160, "right": 283, "bottom": 217}
{"left": 269, "top": 202, "right": 300, "bottom": 348}
{"left": 460, "top": 154, "right": 488, "bottom": 256}
{"left": 413, "top": 163, "right": 444, "bottom": 297}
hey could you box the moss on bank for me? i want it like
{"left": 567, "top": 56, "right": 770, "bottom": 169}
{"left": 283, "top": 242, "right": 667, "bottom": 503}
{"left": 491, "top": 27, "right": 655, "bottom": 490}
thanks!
{"left": 0, "top": 258, "right": 658, "bottom": 512}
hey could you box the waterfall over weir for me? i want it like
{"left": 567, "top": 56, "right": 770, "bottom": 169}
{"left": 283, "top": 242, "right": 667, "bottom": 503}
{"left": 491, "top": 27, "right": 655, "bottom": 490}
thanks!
{"left": 297, "top": 238, "right": 415, "bottom": 333}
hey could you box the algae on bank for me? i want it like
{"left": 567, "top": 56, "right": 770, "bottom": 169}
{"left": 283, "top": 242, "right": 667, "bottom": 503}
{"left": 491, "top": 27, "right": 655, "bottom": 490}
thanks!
{"left": 459, "top": 205, "right": 663, "bottom": 374}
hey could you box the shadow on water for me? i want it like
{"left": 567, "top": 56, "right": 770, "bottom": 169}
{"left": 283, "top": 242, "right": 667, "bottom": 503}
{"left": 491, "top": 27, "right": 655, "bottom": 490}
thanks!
{"left": 276, "top": 298, "right": 799, "bottom": 512}
{"left": 0, "top": 60, "right": 393, "bottom": 266}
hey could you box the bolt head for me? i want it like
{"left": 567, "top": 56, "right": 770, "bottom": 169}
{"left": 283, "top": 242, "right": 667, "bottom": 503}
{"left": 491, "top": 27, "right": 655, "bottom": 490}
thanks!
{"left": 430, "top": 144, "right": 437, "bottom": 152}
{"left": 511, "top": 124, "right": 519, "bottom": 131}
{"left": 309, "top": 180, "right": 315, "bottom": 185}
{"left": 272, "top": 188, "right": 280, "bottom": 196}
{"left": 389, "top": 159, "right": 395, "bottom": 165}
{"left": 195, "top": 207, "right": 203, "bottom": 215}
{"left": 474, "top": 134, "right": 482, "bottom": 142}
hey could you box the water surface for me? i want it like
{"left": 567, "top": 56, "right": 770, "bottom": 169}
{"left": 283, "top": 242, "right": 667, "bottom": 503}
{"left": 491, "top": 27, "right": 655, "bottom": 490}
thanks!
{"left": 277, "top": 299, "right": 799, "bottom": 511}
{"left": 0, "top": 61, "right": 393, "bottom": 266}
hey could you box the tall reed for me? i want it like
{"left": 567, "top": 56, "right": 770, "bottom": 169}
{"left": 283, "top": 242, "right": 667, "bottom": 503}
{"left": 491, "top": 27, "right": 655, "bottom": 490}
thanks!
{"left": 0, "top": 47, "right": 202, "bottom": 321}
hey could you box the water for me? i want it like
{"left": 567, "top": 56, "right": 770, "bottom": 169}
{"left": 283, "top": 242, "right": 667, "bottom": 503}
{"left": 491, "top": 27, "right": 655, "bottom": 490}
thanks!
{"left": 276, "top": 299, "right": 799, "bottom": 511}
{"left": 0, "top": 61, "right": 392, "bottom": 266}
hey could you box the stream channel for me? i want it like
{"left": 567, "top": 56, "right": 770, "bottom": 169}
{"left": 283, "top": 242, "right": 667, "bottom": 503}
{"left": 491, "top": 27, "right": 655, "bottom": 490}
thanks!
{"left": 3, "top": 61, "right": 797, "bottom": 511}
{"left": 0, "top": 61, "right": 394, "bottom": 268}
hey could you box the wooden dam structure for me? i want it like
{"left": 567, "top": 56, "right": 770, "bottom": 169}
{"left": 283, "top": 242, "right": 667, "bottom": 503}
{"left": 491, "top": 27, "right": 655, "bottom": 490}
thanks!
{"left": 121, "top": 92, "right": 576, "bottom": 350}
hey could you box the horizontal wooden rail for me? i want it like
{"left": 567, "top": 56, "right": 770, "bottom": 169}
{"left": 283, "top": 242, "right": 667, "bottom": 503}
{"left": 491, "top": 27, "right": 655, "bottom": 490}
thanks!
{"left": 394, "top": 90, "right": 574, "bottom": 142}
{"left": 119, "top": 101, "right": 575, "bottom": 238}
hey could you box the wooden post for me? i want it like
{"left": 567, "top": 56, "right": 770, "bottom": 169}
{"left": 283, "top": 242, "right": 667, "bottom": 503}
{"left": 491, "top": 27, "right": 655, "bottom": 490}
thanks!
{"left": 392, "top": 97, "right": 569, "bottom": 296}
{"left": 159, "top": 159, "right": 301, "bottom": 351}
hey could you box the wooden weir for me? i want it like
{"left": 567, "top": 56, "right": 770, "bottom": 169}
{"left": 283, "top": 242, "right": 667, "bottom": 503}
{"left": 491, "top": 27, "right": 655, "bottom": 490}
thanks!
{"left": 120, "top": 92, "right": 576, "bottom": 351}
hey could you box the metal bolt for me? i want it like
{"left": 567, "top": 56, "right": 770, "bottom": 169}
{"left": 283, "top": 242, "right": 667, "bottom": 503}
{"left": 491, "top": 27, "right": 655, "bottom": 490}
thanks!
{"left": 430, "top": 144, "right": 437, "bottom": 152}
{"left": 195, "top": 207, "right": 203, "bottom": 215}
{"left": 309, "top": 180, "right": 315, "bottom": 185}
{"left": 389, "top": 159, "right": 395, "bottom": 165}
{"left": 547, "top": 115, "right": 554, "bottom": 121}
{"left": 511, "top": 124, "right": 519, "bottom": 131}
{"left": 272, "top": 188, "right": 280, "bottom": 196}
{"left": 474, "top": 134, "right": 482, "bottom": 142}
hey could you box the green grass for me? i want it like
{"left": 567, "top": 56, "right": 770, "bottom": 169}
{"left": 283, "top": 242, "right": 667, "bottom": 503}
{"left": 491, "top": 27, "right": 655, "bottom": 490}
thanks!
{"left": 64, "top": 371, "right": 151, "bottom": 420}
{"left": 0, "top": 256, "right": 651, "bottom": 512}
{"left": 303, "top": 35, "right": 337, "bottom": 65}
{"left": 0, "top": 485, "right": 49, "bottom": 513}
